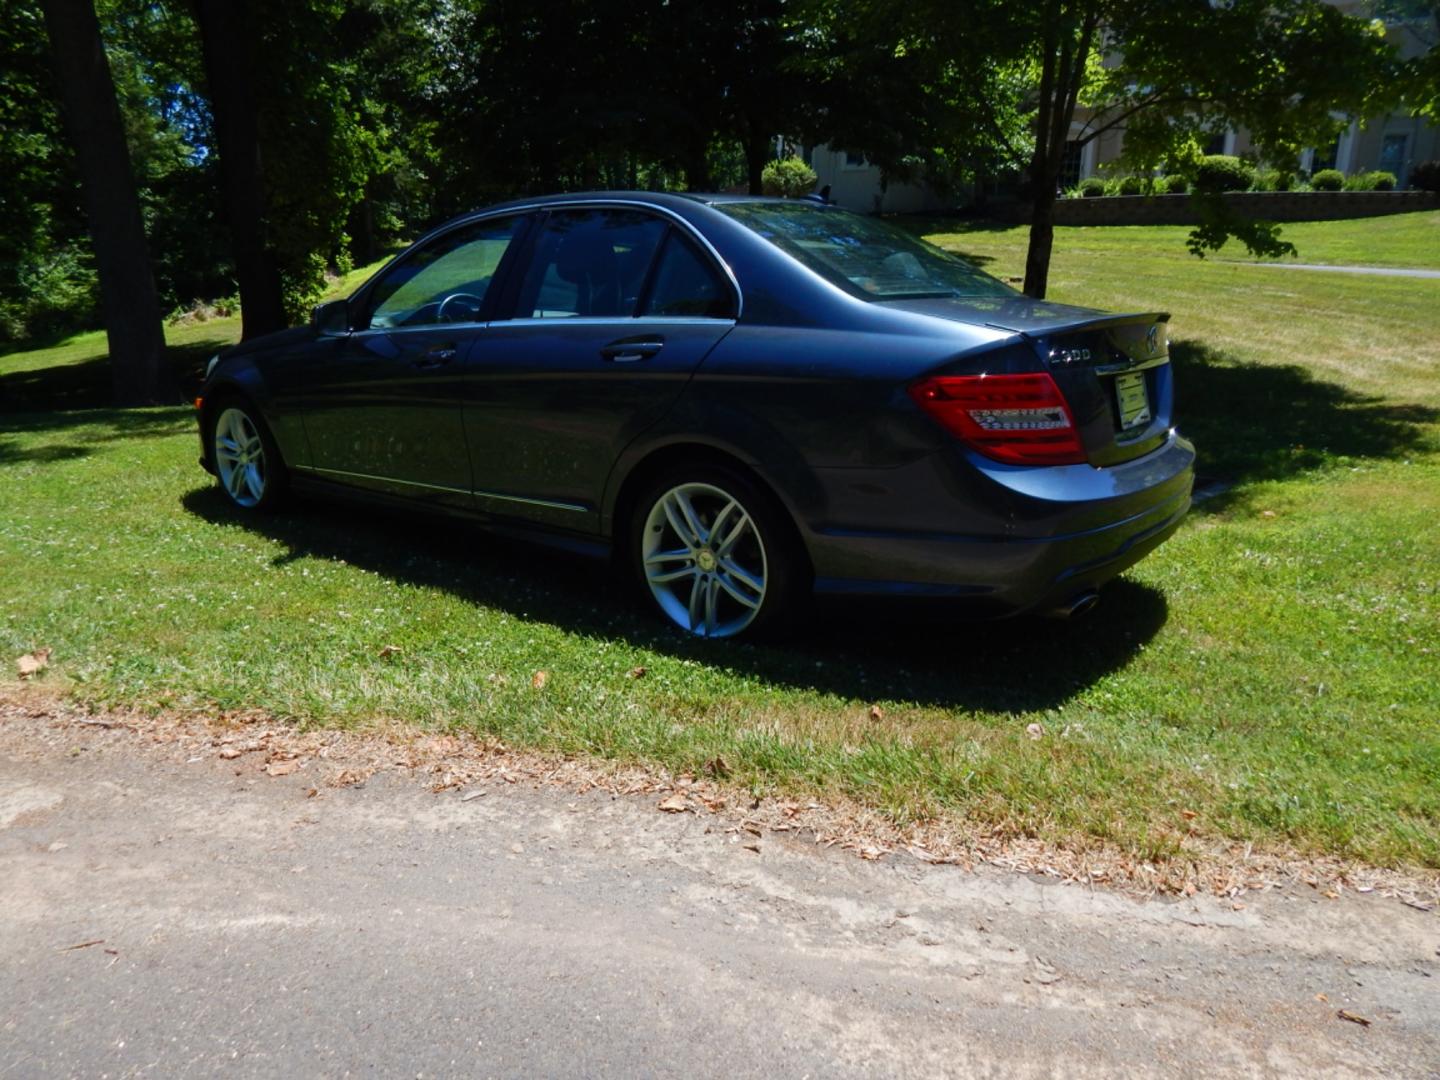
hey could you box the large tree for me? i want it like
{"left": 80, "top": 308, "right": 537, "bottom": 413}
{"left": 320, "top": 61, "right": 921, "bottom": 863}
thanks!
{"left": 804, "top": 0, "right": 1395, "bottom": 298}
{"left": 39, "top": 0, "right": 168, "bottom": 404}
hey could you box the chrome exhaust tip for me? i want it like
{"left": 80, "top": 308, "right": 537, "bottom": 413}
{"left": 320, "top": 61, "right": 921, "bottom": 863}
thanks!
{"left": 1048, "top": 590, "right": 1100, "bottom": 620}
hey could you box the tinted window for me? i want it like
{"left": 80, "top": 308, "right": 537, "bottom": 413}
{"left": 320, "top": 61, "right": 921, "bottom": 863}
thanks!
{"left": 366, "top": 216, "right": 524, "bottom": 329}
{"left": 640, "top": 233, "right": 733, "bottom": 318}
{"left": 715, "top": 202, "right": 1014, "bottom": 301}
{"left": 519, "top": 210, "right": 666, "bottom": 318}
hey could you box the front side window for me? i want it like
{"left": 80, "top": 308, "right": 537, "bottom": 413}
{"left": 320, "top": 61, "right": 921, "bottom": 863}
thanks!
{"left": 518, "top": 210, "right": 667, "bottom": 318}
{"left": 717, "top": 202, "right": 1014, "bottom": 301}
{"left": 365, "top": 215, "right": 525, "bottom": 329}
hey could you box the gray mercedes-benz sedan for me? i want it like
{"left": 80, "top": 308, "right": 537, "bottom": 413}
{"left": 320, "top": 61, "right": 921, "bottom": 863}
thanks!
{"left": 197, "top": 192, "right": 1195, "bottom": 639}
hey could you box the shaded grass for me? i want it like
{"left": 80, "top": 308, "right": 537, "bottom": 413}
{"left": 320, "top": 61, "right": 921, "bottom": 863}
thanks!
{"left": 1, "top": 223, "right": 1438, "bottom": 869}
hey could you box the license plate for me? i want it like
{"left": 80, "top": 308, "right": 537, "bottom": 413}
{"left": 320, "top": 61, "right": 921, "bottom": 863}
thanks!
{"left": 1114, "top": 371, "right": 1152, "bottom": 430}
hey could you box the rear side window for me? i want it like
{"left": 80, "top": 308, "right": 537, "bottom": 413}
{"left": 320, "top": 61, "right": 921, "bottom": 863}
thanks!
{"left": 640, "top": 233, "right": 734, "bottom": 318}
{"left": 518, "top": 210, "right": 666, "bottom": 318}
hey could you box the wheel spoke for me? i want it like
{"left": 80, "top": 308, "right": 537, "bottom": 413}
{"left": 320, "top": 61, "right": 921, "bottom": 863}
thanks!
{"left": 714, "top": 511, "right": 750, "bottom": 558}
{"left": 644, "top": 547, "right": 692, "bottom": 567}
{"left": 226, "top": 462, "right": 246, "bottom": 496}
{"left": 716, "top": 572, "right": 761, "bottom": 609}
{"left": 687, "top": 574, "right": 705, "bottom": 631}
{"left": 720, "top": 558, "right": 763, "bottom": 596}
{"left": 243, "top": 463, "right": 263, "bottom": 501}
{"left": 704, "top": 578, "right": 720, "bottom": 634}
{"left": 216, "top": 435, "right": 241, "bottom": 458}
{"left": 661, "top": 496, "right": 696, "bottom": 547}
{"left": 673, "top": 490, "right": 707, "bottom": 546}
{"left": 648, "top": 565, "right": 694, "bottom": 585}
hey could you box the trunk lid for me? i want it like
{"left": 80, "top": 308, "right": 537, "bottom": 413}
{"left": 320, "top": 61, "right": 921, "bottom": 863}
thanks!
{"left": 881, "top": 297, "right": 1173, "bottom": 466}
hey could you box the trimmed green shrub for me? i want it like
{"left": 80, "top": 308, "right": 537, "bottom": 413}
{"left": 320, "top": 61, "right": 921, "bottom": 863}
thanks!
{"left": 1411, "top": 160, "right": 1440, "bottom": 192}
{"left": 1116, "top": 175, "right": 1145, "bottom": 196}
{"left": 1344, "top": 170, "right": 1397, "bottom": 192}
{"left": 1310, "top": 168, "right": 1344, "bottom": 191}
{"left": 1251, "top": 169, "right": 1296, "bottom": 192}
{"left": 761, "top": 156, "right": 818, "bottom": 198}
{"left": 1077, "top": 176, "right": 1106, "bottom": 197}
{"left": 1192, "top": 155, "right": 1254, "bottom": 194}
{"left": 1159, "top": 174, "right": 1189, "bottom": 195}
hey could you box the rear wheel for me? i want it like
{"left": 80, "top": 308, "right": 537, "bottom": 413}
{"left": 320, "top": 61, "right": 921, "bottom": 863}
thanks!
{"left": 631, "top": 465, "right": 802, "bottom": 639}
{"left": 210, "top": 401, "right": 286, "bottom": 511}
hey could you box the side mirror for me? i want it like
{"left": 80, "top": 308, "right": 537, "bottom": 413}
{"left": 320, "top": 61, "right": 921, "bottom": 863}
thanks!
{"left": 312, "top": 299, "right": 351, "bottom": 335}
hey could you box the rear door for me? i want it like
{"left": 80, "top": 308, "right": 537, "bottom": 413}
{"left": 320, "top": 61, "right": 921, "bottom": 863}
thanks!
{"left": 294, "top": 214, "right": 529, "bottom": 506}
{"left": 461, "top": 208, "right": 737, "bottom": 530}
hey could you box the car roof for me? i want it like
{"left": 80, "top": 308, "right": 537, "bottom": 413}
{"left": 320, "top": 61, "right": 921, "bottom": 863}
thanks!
{"left": 470, "top": 190, "right": 840, "bottom": 215}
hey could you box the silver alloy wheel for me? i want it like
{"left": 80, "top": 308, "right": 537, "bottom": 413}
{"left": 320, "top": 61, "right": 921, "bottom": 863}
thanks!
{"left": 213, "top": 407, "right": 267, "bottom": 508}
{"left": 641, "top": 482, "right": 768, "bottom": 638}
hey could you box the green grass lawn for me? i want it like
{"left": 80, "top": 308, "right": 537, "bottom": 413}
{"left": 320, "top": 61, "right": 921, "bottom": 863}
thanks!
{"left": 2, "top": 221, "right": 1438, "bottom": 872}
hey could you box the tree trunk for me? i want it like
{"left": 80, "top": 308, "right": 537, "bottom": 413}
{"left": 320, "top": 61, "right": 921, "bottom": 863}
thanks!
{"left": 192, "top": 0, "right": 286, "bottom": 339}
{"left": 684, "top": 147, "right": 713, "bottom": 192}
{"left": 1023, "top": 183, "right": 1057, "bottom": 300}
{"left": 745, "top": 133, "right": 769, "bottom": 195}
{"left": 40, "top": 0, "right": 169, "bottom": 406}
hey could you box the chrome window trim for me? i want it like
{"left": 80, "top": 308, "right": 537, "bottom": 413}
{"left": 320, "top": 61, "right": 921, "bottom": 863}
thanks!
{"left": 459, "top": 199, "right": 744, "bottom": 321}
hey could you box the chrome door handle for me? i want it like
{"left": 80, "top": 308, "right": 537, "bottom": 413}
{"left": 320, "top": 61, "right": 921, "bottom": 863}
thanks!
{"left": 413, "top": 345, "right": 458, "bottom": 369}
{"left": 600, "top": 338, "right": 664, "bottom": 363}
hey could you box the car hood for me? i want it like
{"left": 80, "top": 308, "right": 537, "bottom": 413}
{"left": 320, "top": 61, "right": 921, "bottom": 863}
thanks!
{"left": 220, "top": 324, "right": 315, "bottom": 360}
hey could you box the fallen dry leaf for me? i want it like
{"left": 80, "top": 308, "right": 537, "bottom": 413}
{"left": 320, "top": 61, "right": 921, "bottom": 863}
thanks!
{"left": 1026, "top": 722, "right": 1045, "bottom": 740}
{"left": 16, "top": 648, "right": 52, "bottom": 679}
{"left": 58, "top": 939, "right": 104, "bottom": 952}
{"left": 704, "top": 756, "right": 730, "bottom": 779}
{"left": 742, "top": 842, "right": 761, "bottom": 853}
{"left": 218, "top": 747, "right": 242, "bottom": 760}
{"left": 1315, "top": 993, "right": 1329, "bottom": 1003}
{"left": 1180, "top": 809, "right": 1198, "bottom": 821}
{"left": 1337, "top": 1009, "right": 1371, "bottom": 1027}
{"left": 377, "top": 644, "right": 402, "bottom": 659}
{"left": 869, "top": 704, "right": 884, "bottom": 721}
{"left": 266, "top": 760, "right": 300, "bottom": 777}
{"left": 531, "top": 670, "right": 549, "bottom": 690}
{"left": 626, "top": 666, "right": 647, "bottom": 679}
{"left": 657, "top": 793, "right": 688, "bottom": 813}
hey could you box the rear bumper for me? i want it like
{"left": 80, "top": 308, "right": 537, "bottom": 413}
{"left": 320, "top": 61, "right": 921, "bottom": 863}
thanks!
{"left": 802, "top": 432, "right": 1195, "bottom": 614}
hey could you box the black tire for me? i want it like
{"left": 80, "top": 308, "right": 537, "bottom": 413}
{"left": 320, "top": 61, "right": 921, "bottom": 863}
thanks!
{"left": 207, "top": 397, "right": 288, "bottom": 512}
{"left": 628, "top": 462, "right": 806, "bottom": 640}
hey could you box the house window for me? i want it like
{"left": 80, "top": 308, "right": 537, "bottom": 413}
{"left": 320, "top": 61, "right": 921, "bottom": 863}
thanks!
{"left": 1059, "top": 140, "right": 1084, "bottom": 190}
{"left": 843, "top": 151, "right": 866, "bottom": 169}
{"left": 1312, "top": 136, "right": 1340, "bottom": 172}
{"left": 1379, "top": 134, "right": 1407, "bottom": 182}
{"left": 1203, "top": 132, "right": 1227, "bottom": 155}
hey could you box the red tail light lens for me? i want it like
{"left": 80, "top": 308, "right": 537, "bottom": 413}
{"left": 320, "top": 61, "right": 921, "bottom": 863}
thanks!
{"left": 908, "top": 373, "right": 1087, "bottom": 466}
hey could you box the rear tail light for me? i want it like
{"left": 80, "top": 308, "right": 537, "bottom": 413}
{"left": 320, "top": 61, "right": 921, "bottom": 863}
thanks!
{"left": 908, "top": 373, "right": 1086, "bottom": 466}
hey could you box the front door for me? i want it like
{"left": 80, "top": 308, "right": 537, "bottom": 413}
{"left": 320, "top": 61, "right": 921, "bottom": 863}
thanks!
{"left": 461, "top": 209, "right": 737, "bottom": 531}
{"left": 296, "top": 214, "right": 529, "bottom": 506}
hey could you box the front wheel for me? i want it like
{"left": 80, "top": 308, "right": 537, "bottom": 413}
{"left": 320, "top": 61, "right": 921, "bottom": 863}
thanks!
{"left": 631, "top": 466, "right": 803, "bottom": 639}
{"left": 210, "top": 401, "right": 286, "bottom": 511}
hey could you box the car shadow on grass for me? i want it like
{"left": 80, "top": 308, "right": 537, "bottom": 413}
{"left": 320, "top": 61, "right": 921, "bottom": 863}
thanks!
{"left": 1171, "top": 340, "right": 1438, "bottom": 503}
{"left": 182, "top": 484, "right": 1168, "bottom": 714}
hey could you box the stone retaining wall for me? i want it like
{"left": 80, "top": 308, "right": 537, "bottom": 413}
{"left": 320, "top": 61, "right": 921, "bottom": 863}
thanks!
{"left": 1005, "top": 190, "right": 1439, "bottom": 226}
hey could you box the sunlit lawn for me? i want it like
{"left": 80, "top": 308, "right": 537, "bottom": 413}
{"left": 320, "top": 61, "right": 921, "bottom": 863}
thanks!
{"left": 2, "top": 219, "right": 1438, "bottom": 871}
